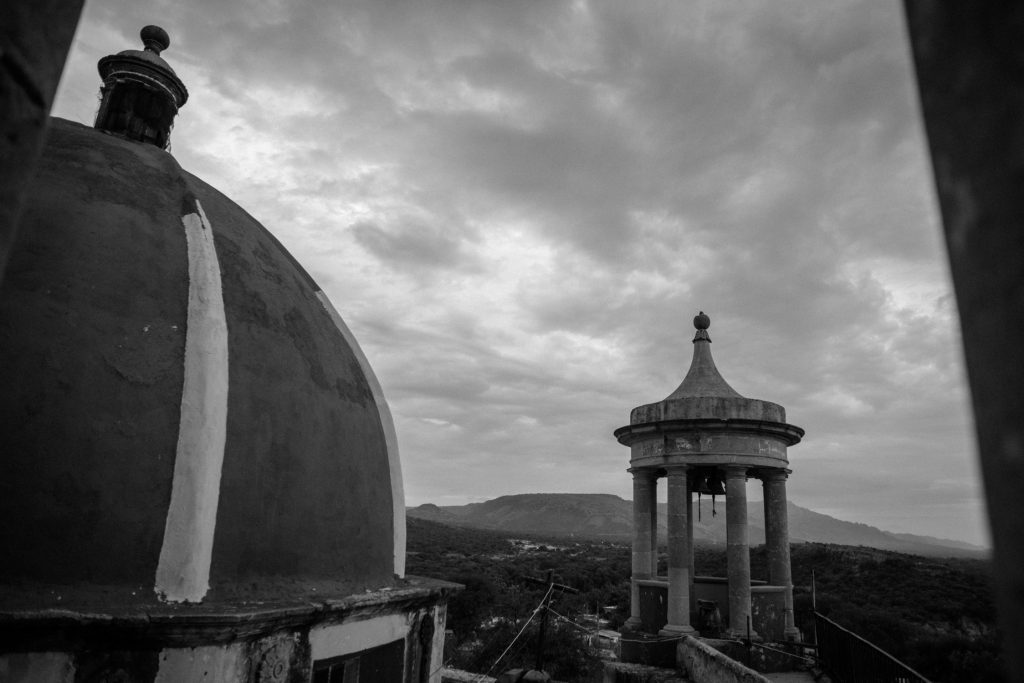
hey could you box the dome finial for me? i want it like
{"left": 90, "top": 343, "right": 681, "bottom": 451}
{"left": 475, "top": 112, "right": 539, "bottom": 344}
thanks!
{"left": 140, "top": 25, "right": 170, "bottom": 55}
{"left": 94, "top": 25, "right": 188, "bottom": 149}
{"left": 693, "top": 310, "right": 711, "bottom": 341}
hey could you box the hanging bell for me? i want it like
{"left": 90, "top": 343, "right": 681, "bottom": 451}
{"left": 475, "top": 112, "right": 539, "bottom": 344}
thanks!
{"left": 694, "top": 471, "right": 726, "bottom": 497}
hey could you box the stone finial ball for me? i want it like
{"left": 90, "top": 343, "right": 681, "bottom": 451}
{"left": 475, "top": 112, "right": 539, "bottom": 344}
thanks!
{"left": 140, "top": 25, "right": 170, "bottom": 54}
{"left": 694, "top": 311, "right": 710, "bottom": 330}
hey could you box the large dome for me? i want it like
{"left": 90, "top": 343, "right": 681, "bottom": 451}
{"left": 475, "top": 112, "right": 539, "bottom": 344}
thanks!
{"left": 0, "top": 118, "right": 405, "bottom": 606}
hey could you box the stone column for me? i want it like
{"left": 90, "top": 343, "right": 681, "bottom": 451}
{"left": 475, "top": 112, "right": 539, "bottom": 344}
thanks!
{"left": 649, "top": 474, "right": 659, "bottom": 576}
{"left": 625, "top": 469, "right": 655, "bottom": 630}
{"left": 764, "top": 470, "right": 798, "bottom": 640}
{"left": 660, "top": 466, "right": 696, "bottom": 635}
{"left": 725, "top": 466, "right": 756, "bottom": 639}
{"left": 687, "top": 484, "right": 695, "bottom": 608}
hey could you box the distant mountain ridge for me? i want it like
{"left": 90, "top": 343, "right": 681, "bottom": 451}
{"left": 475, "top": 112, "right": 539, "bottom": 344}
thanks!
{"left": 408, "top": 493, "right": 988, "bottom": 558}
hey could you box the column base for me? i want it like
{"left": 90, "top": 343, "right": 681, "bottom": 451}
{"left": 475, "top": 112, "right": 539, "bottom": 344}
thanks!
{"left": 725, "top": 627, "right": 760, "bottom": 641}
{"left": 784, "top": 626, "right": 801, "bottom": 641}
{"left": 658, "top": 623, "right": 697, "bottom": 637}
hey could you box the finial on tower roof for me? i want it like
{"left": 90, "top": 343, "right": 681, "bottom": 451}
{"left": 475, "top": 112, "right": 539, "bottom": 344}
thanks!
{"left": 140, "top": 25, "right": 170, "bottom": 55}
{"left": 664, "top": 310, "right": 742, "bottom": 399}
{"left": 693, "top": 311, "right": 711, "bottom": 342}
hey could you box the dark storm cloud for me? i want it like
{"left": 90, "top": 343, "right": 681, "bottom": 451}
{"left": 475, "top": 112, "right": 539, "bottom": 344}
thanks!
{"left": 350, "top": 218, "right": 475, "bottom": 271}
{"left": 54, "top": 0, "right": 986, "bottom": 544}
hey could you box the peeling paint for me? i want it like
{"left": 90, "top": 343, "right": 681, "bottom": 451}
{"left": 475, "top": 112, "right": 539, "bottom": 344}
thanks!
{"left": 309, "top": 613, "right": 410, "bottom": 661}
{"left": 428, "top": 605, "right": 448, "bottom": 683}
{"left": 154, "top": 645, "right": 246, "bottom": 683}
{"left": 155, "top": 199, "right": 229, "bottom": 603}
{"left": 0, "top": 652, "right": 75, "bottom": 683}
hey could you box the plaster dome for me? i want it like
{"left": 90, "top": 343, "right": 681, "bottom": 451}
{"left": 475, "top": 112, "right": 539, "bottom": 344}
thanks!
{"left": 0, "top": 115, "right": 406, "bottom": 606}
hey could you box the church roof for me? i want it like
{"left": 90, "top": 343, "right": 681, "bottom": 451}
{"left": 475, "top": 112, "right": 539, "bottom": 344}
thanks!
{"left": 0, "top": 30, "right": 405, "bottom": 609}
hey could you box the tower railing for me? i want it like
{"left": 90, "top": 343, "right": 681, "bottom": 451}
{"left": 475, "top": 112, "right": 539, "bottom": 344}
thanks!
{"left": 813, "top": 611, "right": 932, "bottom": 683}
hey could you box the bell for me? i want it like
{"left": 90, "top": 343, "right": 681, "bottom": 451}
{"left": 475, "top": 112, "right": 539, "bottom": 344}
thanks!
{"left": 695, "top": 472, "right": 726, "bottom": 496}
{"left": 706, "top": 473, "right": 726, "bottom": 496}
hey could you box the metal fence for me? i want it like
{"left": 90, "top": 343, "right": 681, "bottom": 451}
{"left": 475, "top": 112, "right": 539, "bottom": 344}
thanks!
{"left": 814, "top": 611, "right": 932, "bottom": 683}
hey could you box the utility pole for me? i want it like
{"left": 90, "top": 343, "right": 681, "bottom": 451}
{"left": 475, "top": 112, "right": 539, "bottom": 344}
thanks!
{"left": 535, "top": 571, "right": 551, "bottom": 672}
{"left": 522, "top": 570, "right": 580, "bottom": 673}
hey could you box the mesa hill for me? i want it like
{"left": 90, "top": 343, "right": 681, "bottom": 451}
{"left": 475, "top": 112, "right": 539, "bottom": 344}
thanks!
{"left": 408, "top": 493, "right": 986, "bottom": 558}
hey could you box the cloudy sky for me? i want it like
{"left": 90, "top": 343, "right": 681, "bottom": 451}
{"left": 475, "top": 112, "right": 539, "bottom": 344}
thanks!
{"left": 53, "top": 0, "right": 988, "bottom": 546}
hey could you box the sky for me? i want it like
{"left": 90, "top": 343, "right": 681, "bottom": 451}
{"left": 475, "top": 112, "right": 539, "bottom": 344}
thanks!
{"left": 52, "top": 0, "right": 989, "bottom": 546}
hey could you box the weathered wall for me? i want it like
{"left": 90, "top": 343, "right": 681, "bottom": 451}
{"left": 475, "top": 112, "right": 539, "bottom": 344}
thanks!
{"left": 677, "top": 637, "right": 769, "bottom": 683}
{"left": 638, "top": 581, "right": 669, "bottom": 633}
{"left": 153, "top": 645, "right": 248, "bottom": 683}
{"left": 750, "top": 587, "right": 786, "bottom": 642}
{"left": 0, "top": 653, "right": 75, "bottom": 683}
{"left": 0, "top": 594, "right": 453, "bottom": 683}
{"left": 692, "top": 578, "right": 784, "bottom": 641}
{"left": 636, "top": 580, "right": 784, "bottom": 641}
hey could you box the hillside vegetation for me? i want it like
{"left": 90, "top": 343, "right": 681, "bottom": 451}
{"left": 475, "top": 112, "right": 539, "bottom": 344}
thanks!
{"left": 409, "top": 492, "right": 988, "bottom": 558}
{"left": 407, "top": 516, "right": 1004, "bottom": 683}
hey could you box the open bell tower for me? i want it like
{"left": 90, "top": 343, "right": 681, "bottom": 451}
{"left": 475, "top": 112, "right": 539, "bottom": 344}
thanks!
{"left": 614, "top": 312, "right": 804, "bottom": 646}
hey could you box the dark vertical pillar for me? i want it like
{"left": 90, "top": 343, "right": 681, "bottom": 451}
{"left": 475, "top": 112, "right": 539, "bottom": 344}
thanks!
{"left": 904, "top": 4, "right": 1024, "bottom": 678}
{"left": 0, "top": 0, "right": 84, "bottom": 284}
{"left": 763, "top": 470, "right": 798, "bottom": 640}
{"left": 625, "top": 468, "right": 654, "bottom": 630}
{"left": 661, "top": 466, "right": 696, "bottom": 635}
{"left": 687, "top": 484, "right": 695, "bottom": 610}
{"left": 649, "top": 474, "right": 659, "bottom": 576}
{"left": 725, "top": 466, "right": 755, "bottom": 639}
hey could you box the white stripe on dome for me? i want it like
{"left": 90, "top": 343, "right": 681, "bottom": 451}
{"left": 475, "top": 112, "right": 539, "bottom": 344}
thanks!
{"left": 316, "top": 291, "right": 406, "bottom": 577}
{"left": 155, "top": 199, "right": 229, "bottom": 603}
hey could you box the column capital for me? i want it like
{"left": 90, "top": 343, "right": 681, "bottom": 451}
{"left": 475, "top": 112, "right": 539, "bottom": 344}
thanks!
{"left": 723, "top": 465, "right": 748, "bottom": 480}
{"left": 664, "top": 464, "right": 690, "bottom": 477}
{"left": 628, "top": 467, "right": 658, "bottom": 483}
{"left": 762, "top": 469, "right": 790, "bottom": 483}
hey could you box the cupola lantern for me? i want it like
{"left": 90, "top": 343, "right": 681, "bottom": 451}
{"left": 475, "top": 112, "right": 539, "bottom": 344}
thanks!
{"left": 94, "top": 25, "right": 188, "bottom": 149}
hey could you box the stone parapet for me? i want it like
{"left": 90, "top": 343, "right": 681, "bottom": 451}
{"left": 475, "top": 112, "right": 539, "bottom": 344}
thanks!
{"left": 677, "top": 636, "right": 769, "bottom": 683}
{"left": 617, "top": 420, "right": 803, "bottom": 471}
{"left": 630, "top": 397, "right": 787, "bottom": 425}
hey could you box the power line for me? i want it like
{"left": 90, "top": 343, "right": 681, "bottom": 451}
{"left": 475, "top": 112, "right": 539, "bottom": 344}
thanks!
{"left": 545, "top": 607, "right": 596, "bottom": 635}
{"left": 476, "top": 584, "right": 555, "bottom": 682}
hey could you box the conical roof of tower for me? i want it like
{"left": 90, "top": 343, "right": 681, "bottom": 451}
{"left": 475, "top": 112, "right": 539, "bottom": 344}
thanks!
{"left": 664, "top": 311, "right": 744, "bottom": 400}
{"left": 627, "top": 311, "right": 789, "bottom": 425}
